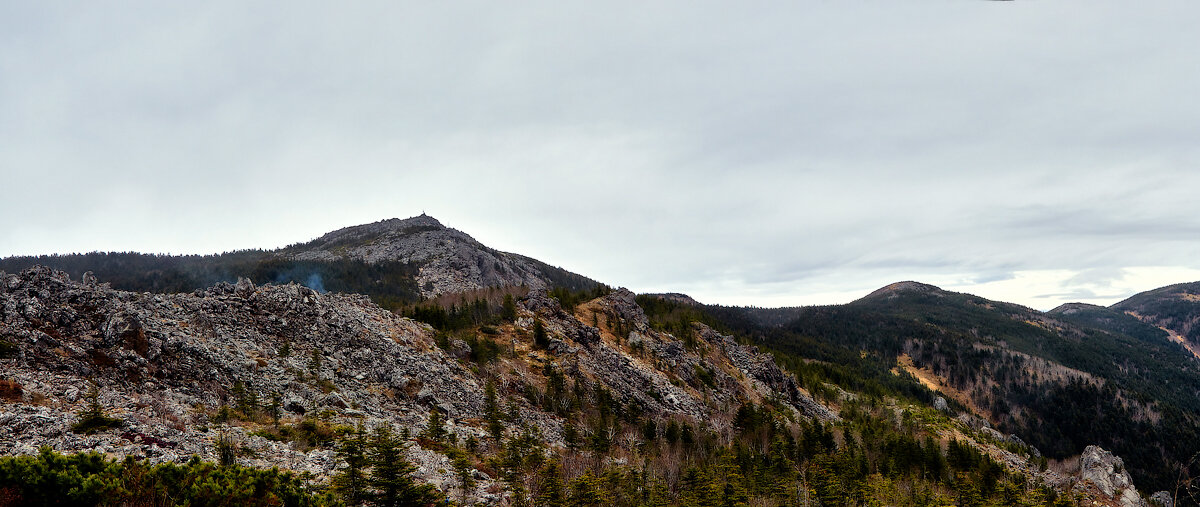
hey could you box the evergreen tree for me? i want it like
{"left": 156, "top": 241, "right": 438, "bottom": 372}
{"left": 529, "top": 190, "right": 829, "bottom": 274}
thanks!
{"left": 716, "top": 455, "right": 750, "bottom": 507}
{"left": 449, "top": 449, "right": 475, "bottom": 504}
{"left": 534, "top": 320, "right": 550, "bottom": 349}
{"left": 568, "top": 472, "right": 606, "bottom": 507}
{"left": 71, "top": 381, "right": 123, "bottom": 434}
{"left": 502, "top": 294, "right": 518, "bottom": 322}
{"left": 538, "top": 459, "right": 566, "bottom": 507}
{"left": 424, "top": 408, "right": 447, "bottom": 443}
{"left": 485, "top": 381, "right": 504, "bottom": 442}
{"left": 334, "top": 424, "right": 369, "bottom": 506}
{"left": 680, "top": 467, "right": 720, "bottom": 507}
{"left": 665, "top": 420, "right": 681, "bottom": 445}
{"left": 369, "top": 426, "right": 440, "bottom": 507}
{"left": 269, "top": 391, "right": 282, "bottom": 428}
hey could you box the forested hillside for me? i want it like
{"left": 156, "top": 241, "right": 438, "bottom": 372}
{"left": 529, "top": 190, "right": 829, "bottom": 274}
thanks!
{"left": 637, "top": 283, "right": 1200, "bottom": 495}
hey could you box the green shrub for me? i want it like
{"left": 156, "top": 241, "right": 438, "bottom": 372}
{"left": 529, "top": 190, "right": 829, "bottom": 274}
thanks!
{"left": 71, "top": 383, "right": 122, "bottom": 434}
{"left": 252, "top": 418, "right": 345, "bottom": 450}
{"left": 0, "top": 448, "right": 332, "bottom": 505}
{"left": 0, "top": 339, "right": 17, "bottom": 359}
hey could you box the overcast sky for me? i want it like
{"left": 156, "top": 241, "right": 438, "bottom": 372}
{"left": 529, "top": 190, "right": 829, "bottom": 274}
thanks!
{"left": 4, "top": 2, "right": 1200, "bottom": 311}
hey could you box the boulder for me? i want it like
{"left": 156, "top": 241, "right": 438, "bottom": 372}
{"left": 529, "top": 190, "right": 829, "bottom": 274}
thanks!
{"left": 1076, "top": 445, "right": 1146, "bottom": 507}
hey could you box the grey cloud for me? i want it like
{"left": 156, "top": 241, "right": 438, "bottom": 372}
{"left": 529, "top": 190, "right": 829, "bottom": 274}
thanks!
{"left": 4, "top": 2, "right": 1200, "bottom": 309}
{"left": 971, "top": 272, "right": 1017, "bottom": 285}
{"left": 1034, "top": 289, "right": 1130, "bottom": 302}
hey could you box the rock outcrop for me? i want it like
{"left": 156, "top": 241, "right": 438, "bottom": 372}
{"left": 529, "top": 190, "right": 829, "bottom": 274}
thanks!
{"left": 1073, "top": 445, "right": 1147, "bottom": 507}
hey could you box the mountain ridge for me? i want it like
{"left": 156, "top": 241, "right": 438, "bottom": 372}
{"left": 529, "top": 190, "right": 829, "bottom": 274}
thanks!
{"left": 646, "top": 278, "right": 1200, "bottom": 497}
{"left": 0, "top": 214, "right": 602, "bottom": 309}
{"left": 6, "top": 218, "right": 1200, "bottom": 504}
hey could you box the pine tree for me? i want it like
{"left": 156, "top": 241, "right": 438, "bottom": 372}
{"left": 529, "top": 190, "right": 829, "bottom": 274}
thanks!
{"left": 369, "top": 426, "right": 440, "bottom": 507}
{"left": 680, "top": 467, "right": 720, "bottom": 507}
{"left": 71, "top": 381, "right": 122, "bottom": 434}
{"left": 334, "top": 424, "right": 369, "bottom": 506}
{"left": 502, "top": 294, "right": 518, "bottom": 322}
{"left": 424, "top": 408, "right": 447, "bottom": 443}
{"left": 534, "top": 319, "right": 549, "bottom": 349}
{"left": 450, "top": 449, "right": 475, "bottom": 504}
{"left": 269, "top": 391, "right": 282, "bottom": 428}
{"left": 568, "top": 472, "right": 606, "bottom": 507}
{"left": 538, "top": 459, "right": 566, "bottom": 507}
{"left": 716, "top": 454, "right": 750, "bottom": 507}
{"left": 485, "top": 381, "right": 504, "bottom": 442}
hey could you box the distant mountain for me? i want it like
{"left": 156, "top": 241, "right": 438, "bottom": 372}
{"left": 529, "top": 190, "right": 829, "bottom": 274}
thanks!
{"left": 648, "top": 281, "right": 1200, "bottom": 494}
{"left": 856, "top": 280, "right": 944, "bottom": 301}
{"left": 1046, "top": 302, "right": 1172, "bottom": 345}
{"left": 0, "top": 214, "right": 600, "bottom": 309}
{"left": 1112, "top": 281, "right": 1200, "bottom": 344}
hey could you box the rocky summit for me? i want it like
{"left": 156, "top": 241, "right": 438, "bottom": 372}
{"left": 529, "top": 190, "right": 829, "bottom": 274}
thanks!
{"left": 284, "top": 215, "right": 566, "bottom": 298}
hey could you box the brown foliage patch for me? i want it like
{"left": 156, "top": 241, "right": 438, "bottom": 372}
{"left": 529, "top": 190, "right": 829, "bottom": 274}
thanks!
{"left": 88, "top": 349, "right": 117, "bottom": 367}
{"left": 0, "top": 379, "right": 22, "bottom": 402}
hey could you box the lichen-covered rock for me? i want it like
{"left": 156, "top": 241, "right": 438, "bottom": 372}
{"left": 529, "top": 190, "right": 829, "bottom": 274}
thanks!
{"left": 1149, "top": 491, "right": 1173, "bottom": 507}
{"left": 1075, "top": 445, "right": 1147, "bottom": 507}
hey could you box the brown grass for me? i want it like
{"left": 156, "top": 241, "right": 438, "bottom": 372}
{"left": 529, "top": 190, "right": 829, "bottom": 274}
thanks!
{"left": 0, "top": 379, "right": 22, "bottom": 402}
{"left": 896, "top": 354, "right": 990, "bottom": 417}
{"left": 1126, "top": 310, "right": 1200, "bottom": 361}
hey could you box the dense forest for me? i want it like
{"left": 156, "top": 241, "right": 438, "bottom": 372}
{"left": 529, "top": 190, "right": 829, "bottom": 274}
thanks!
{"left": 632, "top": 288, "right": 1200, "bottom": 494}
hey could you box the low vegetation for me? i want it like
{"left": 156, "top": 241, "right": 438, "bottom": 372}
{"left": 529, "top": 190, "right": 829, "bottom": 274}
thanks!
{"left": 70, "top": 383, "right": 123, "bottom": 435}
{"left": 0, "top": 448, "right": 332, "bottom": 506}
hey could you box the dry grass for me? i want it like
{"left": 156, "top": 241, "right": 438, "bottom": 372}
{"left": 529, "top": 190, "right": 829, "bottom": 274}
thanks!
{"left": 0, "top": 379, "right": 22, "bottom": 402}
{"left": 1126, "top": 310, "right": 1200, "bottom": 361}
{"left": 896, "top": 354, "right": 990, "bottom": 417}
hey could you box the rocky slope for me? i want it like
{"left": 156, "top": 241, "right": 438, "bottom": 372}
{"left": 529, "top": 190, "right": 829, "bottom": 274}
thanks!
{"left": 0, "top": 266, "right": 834, "bottom": 501}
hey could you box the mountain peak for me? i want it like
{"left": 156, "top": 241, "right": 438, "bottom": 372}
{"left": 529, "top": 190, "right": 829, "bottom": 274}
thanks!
{"left": 860, "top": 280, "right": 943, "bottom": 301}
{"left": 383, "top": 213, "right": 443, "bottom": 229}
{"left": 317, "top": 214, "right": 446, "bottom": 241}
{"left": 643, "top": 292, "right": 703, "bottom": 306}
{"left": 1047, "top": 302, "right": 1107, "bottom": 316}
{"left": 282, "top": 215, "right": 598, "bottom": 298}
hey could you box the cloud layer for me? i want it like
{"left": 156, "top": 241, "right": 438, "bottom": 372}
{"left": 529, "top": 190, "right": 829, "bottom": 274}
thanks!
{"left": 3, "top": 2, "right": 1199, "bottom": 310}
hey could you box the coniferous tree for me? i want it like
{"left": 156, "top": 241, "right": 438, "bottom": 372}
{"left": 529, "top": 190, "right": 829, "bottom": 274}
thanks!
{"left": 502, "top": 294, "right": 518, "bottom": 322}
{"left": 71, "top": 381, "right": 122, "bottom": 434}
{"left": 567, "top": 472, "right": 606, "bottom": 507}
{"left": 680, "top": 467, "right": 720, "bottom": 507}
{"left": 538, "top": 459, "right": 566, "bottom": 507}
{"left": 449, "top": 449, "right": 475, "bottom": 504}
{"left": 269, "top": 391, "right": 282, "bottom": 428}
{"left": 485, "top": 381, "right": 504, "bottom": 442}
{"left": 335, "top": 424, "right": 369, "bottom": 506}
{"left": 424, "top": 408, "right": 447, "bottom": 443}
{"left": 533, "top": 320, "right": 549, "bottom": 349}
{"left": 369, "top": 426, "right": 440, "bottom": 507}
